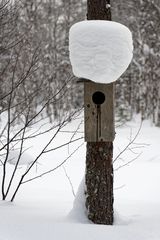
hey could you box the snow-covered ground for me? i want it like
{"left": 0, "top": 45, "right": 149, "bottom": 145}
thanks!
{"left": 0, "top": 115, "right": 160, "bottom": 240}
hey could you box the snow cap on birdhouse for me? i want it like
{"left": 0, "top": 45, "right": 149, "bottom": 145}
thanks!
{"left": 69, "top": 20, "right": 133, "bottom": 84}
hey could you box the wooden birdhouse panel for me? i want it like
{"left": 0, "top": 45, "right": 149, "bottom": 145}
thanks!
{"left": 84, "top": 81, "right": 115, "bottom": 142}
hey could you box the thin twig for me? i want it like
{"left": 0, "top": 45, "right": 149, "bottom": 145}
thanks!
{"left": 113, "top": 121, "right": 143, "bottom": 163}
{"left": 114, "top": 152, "right": 142, "bottom": 171}
{"left": 21, "top": 143, "right": 84, "bottom": 185}
{"left": 63, "top": 166, "right": 75, "bottom": 197}
{"left": 43, "top": 136, "right": 84, "bottom": 154}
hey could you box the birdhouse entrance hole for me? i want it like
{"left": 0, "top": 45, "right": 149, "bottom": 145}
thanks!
{"left": 92, "top": 91, "right": 105, "bottom": 105}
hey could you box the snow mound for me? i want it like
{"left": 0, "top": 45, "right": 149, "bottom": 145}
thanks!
{"left": 69, "top": 20, "right": 133, "bottom": 83}
{"left": 68, "top": 178, "right": 89, "bottom": 223}
{"left": 7, "top": 150, "right": 34, "bottom": 166}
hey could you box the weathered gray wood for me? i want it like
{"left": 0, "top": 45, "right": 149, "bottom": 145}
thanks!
{"left": 84, "top": 81, "right": 115, "bottom": 142}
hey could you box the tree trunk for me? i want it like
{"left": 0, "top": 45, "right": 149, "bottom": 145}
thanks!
{"left": 87, "top": 0, "right": 111, "bottom": 20}
{"left": 85, "top": 142, "right": 114, "bottom": 224}
{"left": 85, "top": 0, "right": 114, "bottom": 225}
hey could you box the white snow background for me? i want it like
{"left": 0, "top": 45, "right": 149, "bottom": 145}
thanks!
{"left": 69, "top": 21, "right": 133, "bottom": 83}
{"left": 0, "top": 115, "right": 160, "bottom": 240}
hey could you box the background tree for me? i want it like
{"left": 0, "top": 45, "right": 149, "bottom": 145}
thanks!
{"left": 0, "top": 0, "right": 86, "bottom": 122}
{"left": 112, "top": 0, "right": 160, "bottom": 126}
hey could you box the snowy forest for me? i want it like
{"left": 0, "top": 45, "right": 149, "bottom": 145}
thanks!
{"left": 1, "top": 0, "right": 160, "bottom": 239}
{"left": 1, "top": 0, "right": 160, "bottom": 126}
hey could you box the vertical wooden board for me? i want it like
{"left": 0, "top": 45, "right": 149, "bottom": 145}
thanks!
{"left": 84, "top": 81, "right": 97, "bottom": 142}
{"left": 84, "top": 81, "right": 115, "bottom": 142}
{"left": 101, "top": 83, "right": 115, "bottom": 141}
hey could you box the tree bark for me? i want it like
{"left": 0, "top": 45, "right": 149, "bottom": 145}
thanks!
{"left": 87, "top": 0, "right": 111, "bottom": 20}
{"left": 85, "top": 142, "right": 114, "bottom": 224}
{"left": 85, "top": 0, "right": 114, "bottom": 225}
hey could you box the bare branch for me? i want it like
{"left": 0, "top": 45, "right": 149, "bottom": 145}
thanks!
{"left": 63, "top": 166, "right": 75, "bottom": 197}
{"left": 114, "top": 152, "right": 142, "bottom": 171}
{"left": 0, "top": 76, "right": 75, "bottom": 152}
{"left": 113, "top": 121, "right": 143, "bottom": 163}
{"left": 43, "top": 136, "right": 83, "bottom": 154}
{"left": 5, "top": 112, "right": 29, "bottom": 198}
{"left": 21, "top": 142, "right": 84, "bottom": 185}
{"left": 1, "top": 45, "right": 21, "bottom": 199}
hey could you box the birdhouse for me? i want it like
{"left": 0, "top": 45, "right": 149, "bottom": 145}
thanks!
{"left": 69, "top": 20, "right": 133, "bottom": 142}
{"left": 84, "top": 80, "right": 115, "bottom": 142}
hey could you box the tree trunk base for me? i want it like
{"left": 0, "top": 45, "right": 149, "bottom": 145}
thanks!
{"left": 85, "top": 142, "right": 114, "bottom": 225}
